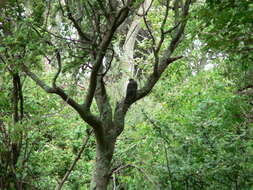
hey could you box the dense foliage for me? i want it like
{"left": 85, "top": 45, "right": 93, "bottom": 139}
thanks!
{"left": 0, "top": 0, "right": 252, "bottom": 189}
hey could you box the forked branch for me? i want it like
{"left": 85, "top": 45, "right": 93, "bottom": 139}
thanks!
{"left": 84, "top": 4, "right": 132, "bottom": 109}
{"left": 20, "top": 63, "right": 102, "bottom": 130}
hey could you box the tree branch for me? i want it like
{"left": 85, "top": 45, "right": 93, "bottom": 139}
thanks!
{"left": 155, "top": 0, "right": 171, "bottom": 53}
{"left": 20, "top": 63, "right": 56, "bottom": 93}
{"left": 20, "top": 63, "right": 103, "bottom": 131}
{"left": 110, "top": 164, "right": 159, "bottom": 190}
{"left": 52, "top": 50, "right": 62, "bottom": 88}
{"left": 136, "top": 0, "right": 191, "bottom": 101}
{"left": 64, "top": 0, "right": 92, "bottom": 42}
{"left": 136, "top": 56, "right": 183, "bottom": 101}
{"left": 166, "top": 0, "right": 191, "bottom": 56}
{"left": 114, "top": 0, "right": 191, "bottom": 136}
{"left": 84, "top": 5, "right": 132, "bottom": 109}
{"left": 55, "top": 130, "right": 92, "bottom": 190}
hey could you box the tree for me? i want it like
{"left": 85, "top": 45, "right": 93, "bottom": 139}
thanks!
{"left": 195, "top": 0, "right": 253, "bottom": 90}
{"left": 198, "top": 0, "right": 253, "bottom": 59}
{"left": 1, "top": 0, "right": 192, "bottom": 189}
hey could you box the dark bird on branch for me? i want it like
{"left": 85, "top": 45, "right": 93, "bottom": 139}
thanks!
{"left": 125, "top": 79, "right": 137, "bottom": 104}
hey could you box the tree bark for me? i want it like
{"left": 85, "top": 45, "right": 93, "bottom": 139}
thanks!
{"left": 90, "top": 137, "right": 116, "bottom": 190}
{"left": 122, "top": 0, "right": 152, "bottom": 77}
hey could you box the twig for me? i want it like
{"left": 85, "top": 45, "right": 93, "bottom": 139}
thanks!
{"left": 64, "top": 0, "right": 91, "bottom": 42}
{"left": 55, "top": 130, "right": 93, "bottom": 190}
{"left": 111, "top": 164, "right": 160, "bottom": 190}
{"left": 98, "top": 48, "right": 115, "bottom": 77}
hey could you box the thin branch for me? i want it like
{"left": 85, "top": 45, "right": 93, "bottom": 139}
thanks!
{"left": 55, "top": 130, "right": 92, "bottom": 190}
{"left": 163, "top": 22, "right": 180, "bottom": 35}
{"left": 20, "top": 63, "right": 56, "bottom": 93}
{"left": 142, "top": 3, "right": 158, "bottom": 74}
{"left": 166, "top": 0, "right": 191, "bottom": 56}
{"left": 113, "top": 173, "right": 117, "bottom": 190}
{"left": 52, "top": 50, "right": 62, "bottom": 88}
{"left": 20, "top": 63, "right": 103, "bottom": 130}
{"left": 135, "top": 0, "right": 153, "bottom": 16}
{"left": 64, "top": 0, "right": 92, "bottom": 42}
{"left": 111, "top": 164, "right": 159, "bottom": 190}
{"left": 99, "top": 49, "right": 114, "bottom": 77}
{"left": 131, "top": 164, "right": 160, "bottom": 190}
{"left": 155, "top": 0, "right": 171, "bottom": 54}
{"left": 135, "top": 56, "right": 183, "bottom": 101}
{"left": 84, "top": 1, "right": 100, "bottom": 44}
{"left": 134, "top": 0, "right": 191, "bottom": 101}
{"left": 32, "top": 24, "right": 86, "bottom": 44}
{"left": 163, "top": 141, "right": 174, "bottom": 189}
{"left": 84, "top": 5, "right": 131, "bottom": 109}
{"left": 143, "top": 14, "right": 156, "bottom": 52}
{"left": 45, "top": 0, "right": 51, "bottom": 28}
{"left": 111, "top": 164, "right": 131, "bottom": 174}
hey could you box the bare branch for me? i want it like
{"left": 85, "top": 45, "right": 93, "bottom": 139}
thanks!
{"left": 84, "top": 5, "right": 131, "bottom": 109}
{"left": 133, "top": 0, "right": 191, "bottom": 102}
{"left": 142, "top": 1, "right": 158, "bottom": 74}
{"left": 111, "top": 164, "right": 131, "bottom": 174}
{"left": 166, "top": 0, "right": 191, "bottom": 56}
{"left": 20, "top": 63, "right": 103, "bottom": 131}
{"left": 163, "top": 22, "right": 180, "bottom": 35}
{"left": 136, "top": 56, "right": 183, "bottom": 101}
{"left": 52, "top": 50, "right": 62, "bottom": 88}
{"left": 99, "top": 49, "right": 114, "bottom": 77}
{"left": 32, "top": 24, "right": 86, "bottom": 44}
{"left": 84, "top": 1, "right": 101, "bottom": 43}
{"left": 20, "top": 63, "right": 56, "bottom": 93}
{"left": 55, "top": 130, "right": 92, "bottom": 190}
{"left": 143, "top": 14, "right": 156, "bottom": 52}
{"left": 155, "top": 0, "right": 171, "bottom": 54}
{"left": 135, "top": 0, "right": 153, "bottom": 16}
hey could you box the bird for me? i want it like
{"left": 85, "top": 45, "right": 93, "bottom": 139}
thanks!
{"left": 125, "top": 79, "right": 137, "bottom": 104}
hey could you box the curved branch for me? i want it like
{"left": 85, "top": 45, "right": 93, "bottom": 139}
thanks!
{"left": 20, "top": 63, "right": 103, "bottom": 131}
{"left": 52, "top": 50, "right": 62, "bottom": 88}
{"left": 136, "top": 56, "right": 183, "bottom": 101}
{"left": 114, "top": 0, "right": 191, "bottom": 137}
{"left": 166, "top": 0, "right": 191, "bottom": 56}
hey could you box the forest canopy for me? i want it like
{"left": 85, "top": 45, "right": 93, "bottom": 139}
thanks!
{"left": 0, "top": 0, "right": 252, "bottom": 189}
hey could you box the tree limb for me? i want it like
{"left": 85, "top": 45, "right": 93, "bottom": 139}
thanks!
{"left": 136, "top": 56, "right": 183, "bottom": 101}
{"left": 52, "top": 50, "right": 62, "bottom": 88}
{"left": 136, "top": 0, "right": 191, "bottom": 101}
{"left": 84, "top": 5, "right": 132, "bottom": 109}
{"left": 20, "top": 63, "right": 103, "bottom": 131}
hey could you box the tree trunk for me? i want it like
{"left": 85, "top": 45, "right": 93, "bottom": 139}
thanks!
{"left": 90, "top": 137, "right": 116, "bottom": 190}
{"left": 122, "top": 0, "right": 152, "bottom": 77}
